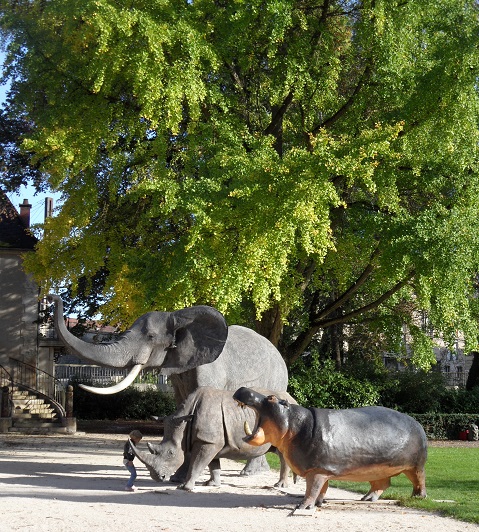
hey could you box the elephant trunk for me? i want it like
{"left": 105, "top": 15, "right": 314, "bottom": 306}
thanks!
{"left": 48, "top": 294, "right": 135, "bottom": 368}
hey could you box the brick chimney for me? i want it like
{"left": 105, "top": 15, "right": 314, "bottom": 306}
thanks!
{"left": 44, "top": 197, "right": 54, "bottom": 219}
{"left": 19, "top": 198, "right": 32, "bottom": 228}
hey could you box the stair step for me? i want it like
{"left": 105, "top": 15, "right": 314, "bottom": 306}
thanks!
{"left": 8, "top": 425, "right": 70, "bottom": 434}
{"left": 12, "top": 398, "right": 47, "bottom": 405}
{"left": 13, "top": 407, "right": 55, "bottom": 414}
{"left": 13, "top": 419, "right": 60, "bottom": 428}
{"left": 14, "top": 412, "right": 57, "bottom": 420}
{"left": 7, "top": 385, "right": 66, "bottom": 433}
{"left": 12, "top": 393, "right": 31, "bottom": 399}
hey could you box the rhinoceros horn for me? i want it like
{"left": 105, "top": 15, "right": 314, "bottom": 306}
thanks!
{"left": 130, "top": 441, "right": 162, "bottom": 482}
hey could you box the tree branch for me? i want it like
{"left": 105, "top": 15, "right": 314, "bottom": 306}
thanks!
{"left": 312, "top": 65, "right": 370, "bottom": 133}
{"left": 263, "top": 91, "right": 294, "bottom": 137}
{"left": 285, "top": 268, "right": 415, "bottom": 365}
{"left": 313, "top": 246, "right": 380, "bottom": 323}
{"left": 316, "top": 270, "right": 416, "bottom": 328}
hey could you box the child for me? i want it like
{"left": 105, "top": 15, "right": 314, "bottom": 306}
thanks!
{"left": 123, "top": 430, "right": 142, "bottom": 491}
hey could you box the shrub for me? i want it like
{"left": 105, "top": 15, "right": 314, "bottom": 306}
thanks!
{"left": 288, "top": 357, "right": 380, "bottom": 408}
{"left": 440, "top": 386, "right": 479, "bottom": 414}
{"left": 69, "top": 378, "right": 176, "bottom": 420}
{"left": 378, "top": 368, "right": 448, "bottom": 413}
{"left": 410, "top": 413, "right": 479, "bottom": 440}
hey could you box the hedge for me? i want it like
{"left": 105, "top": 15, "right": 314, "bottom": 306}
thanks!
{"left": 69, "top": 379, "right": 176, "bottom": 420}
{"left": 409, "top": 413, "right": 479, "bottom": 440}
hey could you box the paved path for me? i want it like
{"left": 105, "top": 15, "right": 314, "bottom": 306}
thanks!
{"left": 0, "top": 432, "right": 477, "bottom": 532}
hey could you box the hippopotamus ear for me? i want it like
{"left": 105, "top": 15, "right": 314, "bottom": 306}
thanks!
{"left": 267, "top": 394, "right": 290, "bottom": 408}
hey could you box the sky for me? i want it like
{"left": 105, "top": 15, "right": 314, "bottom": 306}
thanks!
{"left": 6, "top": 187, "right": 61, "bottom": 225}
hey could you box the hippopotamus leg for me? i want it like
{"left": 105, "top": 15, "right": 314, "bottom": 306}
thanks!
{"left": 298, "top": 472, "right": 329, "bottom": 509}
{"left": 205, "top": 458, "right": 221, "bottom": 487}
{"left": 316, "top": 480, "right": 329, "bottom": 506}
{"left": 361, "top": 478, "right": 391, "bottom": 501}
{"left": 404, "top": 467, "right": 427, "bottom": 498}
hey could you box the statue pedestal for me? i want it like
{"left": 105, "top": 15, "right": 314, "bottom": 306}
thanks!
{"left": 0, "top": 417, "right": 12, "bottom": 433}
{"left": 62, "top": 417, "right": 77, "bottom": 434}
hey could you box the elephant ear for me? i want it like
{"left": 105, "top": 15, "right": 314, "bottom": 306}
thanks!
{"left": 160, "top": 305, "right": 228, "bottom": 374}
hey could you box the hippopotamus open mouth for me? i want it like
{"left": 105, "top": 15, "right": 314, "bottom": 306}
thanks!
{"left": 233, "top": 387, "right": 269, "bottom": 446}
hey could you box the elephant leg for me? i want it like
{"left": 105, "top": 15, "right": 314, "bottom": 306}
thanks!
{"left": 178, "top": 441, "right": 221, "bottom": 491}
{"left": 240, "top": 454, "right": 270, "bottom": 476}
{"left": 205, "top": 458, "right": 222, "bottom": 487}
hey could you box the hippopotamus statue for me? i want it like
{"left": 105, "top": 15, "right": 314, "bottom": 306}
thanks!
{"left": 131, "top": 386, "right": 295, "bottom": 491}
{"left": 233, "top": 387, "right": 427, "bottom": 510}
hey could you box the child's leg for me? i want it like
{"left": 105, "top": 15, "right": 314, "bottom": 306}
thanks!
{"left": 125, "top": 463, "right": 137, "bottom": 488}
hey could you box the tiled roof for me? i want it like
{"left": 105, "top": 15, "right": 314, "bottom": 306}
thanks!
{"left": 0, "top": 189, "right": 37, "bottom": 250}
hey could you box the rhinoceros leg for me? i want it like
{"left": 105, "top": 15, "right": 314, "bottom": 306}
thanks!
{"left": 361, "top": 478, "right": 391, "bottom": 501}
{"left": 170, "top": 457, "right": 190, "bottom": 483}
{"left": 240, "top": 455, "right": 270, "bottom": 476}
{"left": 297, "top": 472, "right": 329, "bottom": 510}
{"left": 178, "top": 441, "right": 223, "bottom": 491}
{"left": 273, "top": 451, "right": 291, "bottom": 488}
{"left": 205, "top": 458, "right": 222, "bottom": 486}
{"left": 404, "top": 467, "right": 427, "bottom": 498}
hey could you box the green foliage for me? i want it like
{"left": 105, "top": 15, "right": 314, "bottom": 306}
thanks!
{"left": 409, "top": 413, "right": 479, "bottom": 440}
{"left": 1, "top": 1, "right": 479, "bottom": 366}
{"left": 379, "top": 369, "right": 448, "bottom": 414}
{"left": 289, "top": 357, "right": 479, "bottom": 418}
{"left": 69, "top": 379, "right": 176, "bottom": 420}
{"left": 441, "top": 386, "right": 479, "bottom": 414}
{"left": 288, "top": 357, "right": 380, "bottom": 408}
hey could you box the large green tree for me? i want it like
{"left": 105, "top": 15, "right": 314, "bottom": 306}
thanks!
{"left": 1, "top": 0, "right": 479, "bottom": 368}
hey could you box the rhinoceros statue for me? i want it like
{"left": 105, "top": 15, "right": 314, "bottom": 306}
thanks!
{"left": 132, "top": 386, "right": 295, "bottom": 491}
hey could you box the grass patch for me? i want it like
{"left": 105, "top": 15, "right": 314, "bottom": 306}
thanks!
{"left": 266, "top": 447, "right": 479, "bottom": 524}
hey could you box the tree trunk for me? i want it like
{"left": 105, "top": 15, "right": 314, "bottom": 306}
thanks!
{"left": 255, "top": 304, "right": 283, "bottom": 347}
{"left": 466, "top": 351, "right": 479, "bottom": 390}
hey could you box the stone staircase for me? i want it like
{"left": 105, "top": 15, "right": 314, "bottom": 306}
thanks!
{"left": 10, "top": 387, "right": 69, "bottom": 434}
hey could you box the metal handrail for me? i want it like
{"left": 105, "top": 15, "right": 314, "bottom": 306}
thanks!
{"left": 0, "top": 365, "right": 13, "bottom": 417}
{"left": 9, "top": 358, "right": 66, "bottom": 418}
{"left": 54, "top": 364, "right": 169, "bottom": 386}
{"left": 0, "top": 364, "right": 13, "bottom": 389}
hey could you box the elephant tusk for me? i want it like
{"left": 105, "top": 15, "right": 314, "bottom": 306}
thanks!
{"left": 244, "top": 420, "right": 253, "bottom": 436}
{"left": 78, "top": 364, "right": 144, "bottom": 395}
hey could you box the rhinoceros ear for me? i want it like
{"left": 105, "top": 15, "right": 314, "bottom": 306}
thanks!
{"left": 161, "top": 306, "right": 228, "bottom": 375}
{"left": 172, "top": 414, "right": 194, "bottom": 426}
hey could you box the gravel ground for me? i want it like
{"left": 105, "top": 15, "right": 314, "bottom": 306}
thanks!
{"left": 0, "top": 429, "right": 478, "bottom": 532}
